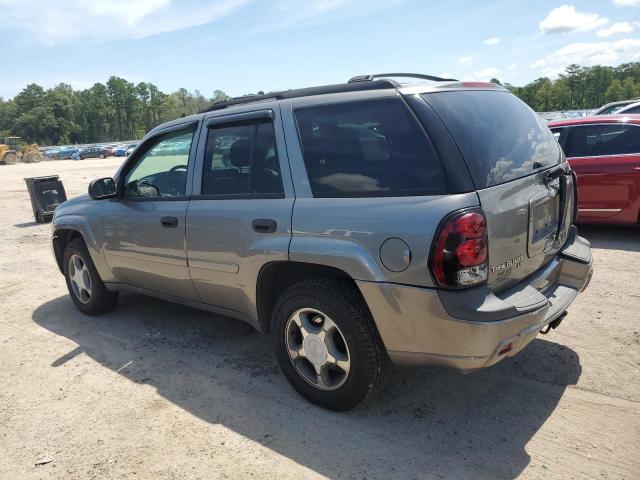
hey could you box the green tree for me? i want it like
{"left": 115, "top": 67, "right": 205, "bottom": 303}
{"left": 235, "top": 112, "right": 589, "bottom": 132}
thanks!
{"left": 605, "top": 79, "right": 624, "bottom": 102}
{"left": 622, "top": 77, "right": 639, "bottom": 99}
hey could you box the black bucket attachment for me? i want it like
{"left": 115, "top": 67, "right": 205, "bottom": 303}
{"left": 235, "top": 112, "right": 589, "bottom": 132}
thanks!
{"left": 24, "top": 175, "right": 67, "bottom": 223}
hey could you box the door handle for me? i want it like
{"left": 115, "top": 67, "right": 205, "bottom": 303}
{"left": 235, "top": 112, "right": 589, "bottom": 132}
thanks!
{"left": 252, "top": 219, "right": 277, "bottom": 233}
{"left": 633, "top": 166, "right": 640, "bottom": 171}
{"left": 160, "top": 216, "right": 179, "bottom": 228}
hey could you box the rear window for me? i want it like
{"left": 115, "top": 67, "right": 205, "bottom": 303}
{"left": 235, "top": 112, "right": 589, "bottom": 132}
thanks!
{"left": 294, "top": 99, "right": 446, "bottom": 197}
{"left": 424, "top": 91, "right": 560, "bottom": 189}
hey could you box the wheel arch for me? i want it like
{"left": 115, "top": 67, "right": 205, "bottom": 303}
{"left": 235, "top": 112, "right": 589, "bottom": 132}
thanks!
{"left": 256, "top": 261, "right": 372, "bottom": 334}
{"left": 52, "top": 217, "right": 113, "bottom": 282}
{"left": 52, "top": 228, "right": 84, "bottom": 272}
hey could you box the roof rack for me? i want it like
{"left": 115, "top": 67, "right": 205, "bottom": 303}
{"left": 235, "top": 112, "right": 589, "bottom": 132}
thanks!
{"left": 200, "top": 79, "right": 399, "bottom": 113}
{"left": 348, "top": 73, "right": 458, "bottom": 84}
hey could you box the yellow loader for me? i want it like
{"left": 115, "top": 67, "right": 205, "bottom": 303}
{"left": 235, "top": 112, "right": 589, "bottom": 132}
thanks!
{"left": 0, "top": 136, "right": 43, "bottom": 165}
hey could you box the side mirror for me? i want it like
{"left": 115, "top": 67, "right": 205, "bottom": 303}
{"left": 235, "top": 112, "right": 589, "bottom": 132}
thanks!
{"left": 88, "top": 177, "right": 117, "bottom": 200}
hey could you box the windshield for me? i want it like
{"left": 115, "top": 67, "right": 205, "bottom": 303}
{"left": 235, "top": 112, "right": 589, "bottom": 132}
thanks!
{"left": 423, "top": 90, "right": 560, "bottom": 189}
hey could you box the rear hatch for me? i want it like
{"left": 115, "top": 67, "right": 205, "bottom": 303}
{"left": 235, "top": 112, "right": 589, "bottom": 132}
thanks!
{"left": 423, "top": 89, "right": 575, "bottom": 292}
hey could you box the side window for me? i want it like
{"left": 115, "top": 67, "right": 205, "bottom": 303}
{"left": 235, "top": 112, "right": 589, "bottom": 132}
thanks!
{"left": 623, "top": 105, "right": 640, "bottom": 114}
{"left": 294, "top": 99, "right": 446, "bottom": 197}
{"left": 200, "top": 121, "right": 283, "bottom": 196}
{"left": 123, "top": 129, "right": 194, "bottom": 198}
{"left": 565, "top": 124, "right": 640, "bottom": 158}
{"left": 550, "top": 127, "right": 564, "bottom": 142}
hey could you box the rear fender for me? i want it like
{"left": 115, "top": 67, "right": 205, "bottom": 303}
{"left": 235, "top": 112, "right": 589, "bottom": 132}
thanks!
{"left": 289, "top": 235, "right": 386, "bottom": 282}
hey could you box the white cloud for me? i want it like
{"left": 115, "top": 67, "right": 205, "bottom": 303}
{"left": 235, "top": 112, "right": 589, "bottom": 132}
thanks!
{"left": 264, "top": 0, "right": 407, "bottom": 30}
{"left": 539, "top": 5, "right": 608, "bottom": 34}
{"left": 468, "top": 67, "right": 501, "bottom": 82}
{"left": 614, "top": 0, "right": 640, "bottom": 6}
{"left": 597, "top": 22, "right": 634, "bottom": 37}
{"left": 531, "top": 38, "right": 640, "bottom": 75}
{"left": 458, "top": 56, "right": 473, "bottom": 64}
{"left": 508, "top": 63, "right": 517, "bottom": 71}
{"left": 484, "top": 36, "right": 501, "bottom": 45}
{"left": 0, "top": 0, "right": 251, "bottom": 44}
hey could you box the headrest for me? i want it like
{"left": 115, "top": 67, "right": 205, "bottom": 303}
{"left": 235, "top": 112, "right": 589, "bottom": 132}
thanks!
{"left": 229, "top": 139, "right": 251, "bottom": 168}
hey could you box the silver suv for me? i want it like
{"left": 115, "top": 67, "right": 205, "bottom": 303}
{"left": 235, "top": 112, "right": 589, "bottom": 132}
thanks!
{"left": 52, "top": 74, "right": 593, "bottom": 410}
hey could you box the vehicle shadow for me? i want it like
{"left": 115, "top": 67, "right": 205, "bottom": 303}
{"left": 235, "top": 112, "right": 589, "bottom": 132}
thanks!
{"left": 577, "top": 224, "right": 640, "bottom": 252}
{"left": 33, "top": 294, "right": 582, "bottom": 479}
{"left": 13, "top": 221, "right": 39, "bottom": 228}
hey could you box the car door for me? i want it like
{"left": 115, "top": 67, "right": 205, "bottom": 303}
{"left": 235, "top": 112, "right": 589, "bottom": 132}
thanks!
{"left": 100, "top": 121, "right": 200, "bottom": 300}
{"left": 565, "top": 123, "right": 640, "bottom": 223}
{"left": 186, "top": 105, "right": 294, "bottom": 321}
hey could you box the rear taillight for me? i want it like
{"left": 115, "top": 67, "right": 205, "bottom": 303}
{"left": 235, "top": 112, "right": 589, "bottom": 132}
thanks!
{"left": 430, "top": 208, "right": 488, "bottom": 288}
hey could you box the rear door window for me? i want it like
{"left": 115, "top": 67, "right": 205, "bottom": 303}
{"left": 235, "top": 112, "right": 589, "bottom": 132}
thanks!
{"left": 423, "top": 91, "right": 560, "bottom": 189}
{"left": 294, "top": 99, "right": 446, "bottom": 197}
{"left": 564, "top": 124, "right": 640, "bottom": 157}
{"left": 200, "top": 121, "right": 284, "bottom": 197}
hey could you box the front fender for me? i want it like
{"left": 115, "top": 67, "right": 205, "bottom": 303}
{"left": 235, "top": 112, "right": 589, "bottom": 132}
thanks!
{"left": 52, "top": 213, "right": 113, "bottom": 282}
{"left": 288, "top": 235, "right": 386, "bottom": 282}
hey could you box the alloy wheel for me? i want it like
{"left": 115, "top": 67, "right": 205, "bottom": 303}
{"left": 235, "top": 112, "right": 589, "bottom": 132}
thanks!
{"left": 68, "top": 254, "right": 92, "bottom": 304}
{"left": 285, "top": 308, "right": 351, "bottom": 390}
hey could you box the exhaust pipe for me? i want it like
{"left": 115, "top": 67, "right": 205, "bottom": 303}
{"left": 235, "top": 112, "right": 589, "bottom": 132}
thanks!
{"left": 540, "top": 311, "right": 568, "bottom": 334}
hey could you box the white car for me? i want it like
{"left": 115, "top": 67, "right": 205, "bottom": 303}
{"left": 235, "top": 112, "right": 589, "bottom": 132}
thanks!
{"left": 616, "top": 101, "right": 640, "bottom": 115}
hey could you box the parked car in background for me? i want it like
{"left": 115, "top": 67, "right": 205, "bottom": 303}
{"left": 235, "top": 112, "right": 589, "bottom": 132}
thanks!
{"left": 125, "top": 144, "right": 137, "bottom": 157}
{"left": 79, "top": 146, "right": 111, "bottom": 159}
{"left": 115, "top": 143, "right": 138, "bottom": 156}
{"left": 52, "top": 74, "right": 592, "bottom": 410}
{"left": 594, "top": 98, "right": 640, "bottom": 115}
{"left": 44, "top": 148, "right": 60, "bottom": 159}
{"left": 51, "top": 147, "right": 80, "bottom": 160}
{"left": 149, "top": 139, "right": 190, "bottom": 156}
{"left": 615, "top": 101, "right": 640, "bottom": 115}
{"left": 548, "top": 115, "right": 640, "bottom": 225}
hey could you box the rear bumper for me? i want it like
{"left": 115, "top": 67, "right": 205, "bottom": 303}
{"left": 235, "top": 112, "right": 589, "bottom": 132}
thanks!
{"left": 357, "top": 228, "right": 592, "bottom": 371}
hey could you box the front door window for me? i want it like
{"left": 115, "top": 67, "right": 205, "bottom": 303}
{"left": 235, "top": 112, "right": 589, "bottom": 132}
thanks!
{"left": 123, "top": 129, "right": 194, "bottom": 198}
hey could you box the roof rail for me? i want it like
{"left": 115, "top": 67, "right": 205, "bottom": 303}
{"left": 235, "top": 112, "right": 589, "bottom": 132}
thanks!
{"left": 200, "top": 79, "right": 398, "bottom": 113}
{"left": 204, "top": 93, "right": 284, "bottom": 112}
{"left": 348, "top": 73, "right": 458, "bottom": 84}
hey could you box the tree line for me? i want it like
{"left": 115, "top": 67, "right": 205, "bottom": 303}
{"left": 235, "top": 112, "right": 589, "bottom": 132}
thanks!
{"left": 0, "top": 76, "right": 229, "bottom": 146}
{"left": 1, "top": 63, "right": 640, "bottom": 146}
{"left": 501, "top": 62, "right": 640, "bottom": 112}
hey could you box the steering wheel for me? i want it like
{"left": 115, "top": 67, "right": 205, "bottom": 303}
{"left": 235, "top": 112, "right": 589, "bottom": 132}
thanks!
{"left": 167, "top": 165, "right": 188, "bottom": 196}
{"left": 136, "top": 180, "right": 159, "bottom": 197}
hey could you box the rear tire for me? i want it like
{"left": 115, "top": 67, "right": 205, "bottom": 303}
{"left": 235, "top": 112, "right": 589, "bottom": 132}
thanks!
{"left": 271, "top": 278, "right": 389, "bottom": 411}
{"left": 63, "top": 239, "right": 118, "bottom": 315}
{"left": 99, "top": 153, "right": 105, "bottom": 159}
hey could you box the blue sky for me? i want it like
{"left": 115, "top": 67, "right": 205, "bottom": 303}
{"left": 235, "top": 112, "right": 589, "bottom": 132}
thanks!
{"left": 1, "top": 0, "right": 639, "bottom": 99}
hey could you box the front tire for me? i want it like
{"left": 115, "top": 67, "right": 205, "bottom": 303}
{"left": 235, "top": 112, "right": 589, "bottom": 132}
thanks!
{"left": 63, "top": 239, "right": 118, "bottom": 315}
{"left": 271, "top": 279, "right": 389, "bottom": 411}
{"left": 2, "top": 152, "right": 18, "bottom": 165}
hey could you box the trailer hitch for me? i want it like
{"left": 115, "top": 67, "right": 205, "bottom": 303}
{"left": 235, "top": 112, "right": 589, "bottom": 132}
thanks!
{"left": 540, "top": 311, "right": 568, "bottom": 334}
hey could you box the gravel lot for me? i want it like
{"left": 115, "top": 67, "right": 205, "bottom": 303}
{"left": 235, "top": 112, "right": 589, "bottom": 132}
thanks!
{"left": 1, "top": 158, "right": 639, "bottom": 480}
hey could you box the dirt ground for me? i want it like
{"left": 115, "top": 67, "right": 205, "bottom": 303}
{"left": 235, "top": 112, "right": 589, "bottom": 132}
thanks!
{"left": 0, "top": 158, "right": 639, "bottom": 480}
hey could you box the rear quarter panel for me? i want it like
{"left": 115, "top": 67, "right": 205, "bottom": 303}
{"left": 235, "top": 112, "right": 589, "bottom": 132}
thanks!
{"left": 289, "top": 194, "right": 480, "bottom": 286}
{"left": 280, "top": 92, "right": 479, "bottom": 285}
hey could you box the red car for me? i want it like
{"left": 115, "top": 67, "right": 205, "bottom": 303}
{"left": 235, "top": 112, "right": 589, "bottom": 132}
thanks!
{"left": 548, "top": 115, "right": 640, "bottom": 225}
